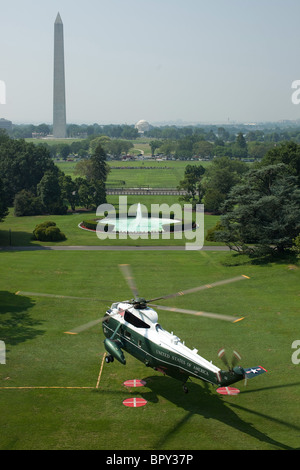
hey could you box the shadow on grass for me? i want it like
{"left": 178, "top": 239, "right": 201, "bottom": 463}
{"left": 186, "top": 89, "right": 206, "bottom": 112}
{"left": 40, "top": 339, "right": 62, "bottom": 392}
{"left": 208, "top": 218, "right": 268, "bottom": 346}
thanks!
{"left": 0, "top": 229, "right": 42, "bottom": 247}
{"left": 0, "top": 291, "right": 45, "bottom": 346}
{"left": 141, "top": 375, "right": 298, "bottom": 450}
{"left": 221, "top": 250, "right": 299, "bottom": 267}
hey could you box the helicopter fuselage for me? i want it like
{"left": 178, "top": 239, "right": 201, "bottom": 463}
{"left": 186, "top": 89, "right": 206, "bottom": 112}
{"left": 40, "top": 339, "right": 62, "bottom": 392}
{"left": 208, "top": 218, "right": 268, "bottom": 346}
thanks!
{"left": 102, "top": 302, "right": 245, "bottom": 388}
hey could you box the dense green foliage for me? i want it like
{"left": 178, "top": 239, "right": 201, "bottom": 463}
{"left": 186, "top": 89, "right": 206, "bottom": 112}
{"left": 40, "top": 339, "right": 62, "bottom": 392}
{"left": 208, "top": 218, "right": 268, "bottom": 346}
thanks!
{"left": 33, "top": 221, "right": 66, "bottom": 241}
{"left": 0, "top": 132, "right": 56, "bottom": 207}
{"left": 0, "top": 177, "right": 8, "bottom": 222}
{"left": 0, "top": 133, "right": 109, "bottom": 218}
{"left": 217, "top": 164, "right": 300, "bottom": 254}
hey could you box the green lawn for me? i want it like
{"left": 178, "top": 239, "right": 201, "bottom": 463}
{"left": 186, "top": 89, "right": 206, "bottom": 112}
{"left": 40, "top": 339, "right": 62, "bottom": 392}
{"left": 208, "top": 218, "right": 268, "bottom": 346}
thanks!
{"left": 106, "top": 160, "right": 210, "bottom": 188}
{"left": 0, "top": 201, "right": 220, "bottom": 248}
{"left": 0, "top": 250, "right": 299, "bottom": 450}
{"left": 55, "top": 159, "right": 211, "bottom": 188}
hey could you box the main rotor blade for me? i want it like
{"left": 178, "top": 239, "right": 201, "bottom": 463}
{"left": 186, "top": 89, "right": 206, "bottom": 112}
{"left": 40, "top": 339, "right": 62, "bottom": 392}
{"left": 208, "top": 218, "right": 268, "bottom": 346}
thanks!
{"left": 150, "top": 304, "right": 244, "bottom": 323}
{"left": 119, "top": 264, "right": 139, "bottom": 298}
{"left": 16, "top": 291, "right": 112, "bottom": 302}
{"left": 64, "top": 318, "right": 103, "bottom": 335}
{"left": 64, "top": 311, "right": 119, "bottom": 335}
{"left": 147, "top": 275, "right": 250, "bottom": 303}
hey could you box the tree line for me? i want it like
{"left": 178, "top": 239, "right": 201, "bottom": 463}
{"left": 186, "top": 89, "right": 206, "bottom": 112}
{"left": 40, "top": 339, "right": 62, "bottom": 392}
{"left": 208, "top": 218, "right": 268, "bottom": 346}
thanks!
{"left": 9, "top": 123, "right": 139, "bottom": 140}
{"left": 9, "top": 121, "right": 300, "bottom": 162}
{"left": 0, "top": 131, "right": 109, "bottom": 220}
{"left": 179, "top": 141, "right": 300, "bottom": 256}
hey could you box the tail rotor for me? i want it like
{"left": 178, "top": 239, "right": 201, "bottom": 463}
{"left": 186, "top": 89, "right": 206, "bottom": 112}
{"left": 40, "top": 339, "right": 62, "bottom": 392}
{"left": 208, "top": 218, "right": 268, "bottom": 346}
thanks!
{"left": 218, "top": 348, "right": 242, "bottom": 371}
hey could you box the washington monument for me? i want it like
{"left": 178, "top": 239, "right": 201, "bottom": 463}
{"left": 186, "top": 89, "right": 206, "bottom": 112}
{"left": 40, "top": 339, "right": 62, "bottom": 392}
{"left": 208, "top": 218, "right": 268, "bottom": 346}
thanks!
{"left": 53, "top": 12, "right": 66, "bottom": 138}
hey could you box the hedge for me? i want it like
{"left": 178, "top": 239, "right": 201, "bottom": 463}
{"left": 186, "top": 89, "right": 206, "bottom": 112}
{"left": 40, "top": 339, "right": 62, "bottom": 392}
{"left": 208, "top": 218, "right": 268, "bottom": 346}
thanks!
{"left": 33, "top": 221, "right": 67, "bottom": 241}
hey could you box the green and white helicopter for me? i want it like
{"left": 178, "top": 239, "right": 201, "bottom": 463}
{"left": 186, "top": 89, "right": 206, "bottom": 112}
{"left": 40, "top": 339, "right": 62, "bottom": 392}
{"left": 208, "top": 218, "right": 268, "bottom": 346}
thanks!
{"left": 17, "top": 264, "right": 267, "bottom": 395}
{"left": 102, "top": 265, "right": 267, "bottom": 395}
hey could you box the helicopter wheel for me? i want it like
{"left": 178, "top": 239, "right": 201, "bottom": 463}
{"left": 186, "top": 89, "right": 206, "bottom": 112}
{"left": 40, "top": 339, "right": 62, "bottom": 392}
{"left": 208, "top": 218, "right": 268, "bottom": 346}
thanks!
{"left": 105, "top": 355, "right": 114, "bottom": 363}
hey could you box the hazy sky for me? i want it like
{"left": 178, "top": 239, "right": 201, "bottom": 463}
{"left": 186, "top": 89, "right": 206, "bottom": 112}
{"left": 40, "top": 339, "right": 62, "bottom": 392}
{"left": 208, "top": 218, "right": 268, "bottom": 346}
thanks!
{"left": 1, "top": 0, "right": 300, "bottom": 125}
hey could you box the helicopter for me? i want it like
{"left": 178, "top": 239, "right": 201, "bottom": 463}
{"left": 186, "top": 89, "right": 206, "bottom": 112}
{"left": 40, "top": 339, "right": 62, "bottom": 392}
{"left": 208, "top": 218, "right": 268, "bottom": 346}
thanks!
{"left": 16, "top": 264, "right": 267, "bottom": 395}
{"left": 101, "top": 264, "right": 267, "bottom": 395}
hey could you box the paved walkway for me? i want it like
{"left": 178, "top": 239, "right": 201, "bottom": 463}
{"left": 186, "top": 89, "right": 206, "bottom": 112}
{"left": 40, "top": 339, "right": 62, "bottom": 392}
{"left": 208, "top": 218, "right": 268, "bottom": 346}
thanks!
{"left": 1, "top": 245, "right": 230, "bottom": 251}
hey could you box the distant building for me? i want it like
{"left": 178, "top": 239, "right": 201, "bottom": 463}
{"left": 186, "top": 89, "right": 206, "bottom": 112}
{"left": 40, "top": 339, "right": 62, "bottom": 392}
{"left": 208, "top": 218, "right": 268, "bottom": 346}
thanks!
{"left": 0, "top": 118, "right": 12, "bottom": 132}
{"left": 135, "top": 119, "right": 150, "bottom": 134}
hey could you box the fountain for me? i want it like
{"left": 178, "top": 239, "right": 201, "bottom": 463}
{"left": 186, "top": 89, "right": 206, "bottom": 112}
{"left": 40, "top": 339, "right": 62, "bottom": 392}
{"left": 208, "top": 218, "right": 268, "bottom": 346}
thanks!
{"left": 97, "top": 203, "right": 181, "bottom": 234}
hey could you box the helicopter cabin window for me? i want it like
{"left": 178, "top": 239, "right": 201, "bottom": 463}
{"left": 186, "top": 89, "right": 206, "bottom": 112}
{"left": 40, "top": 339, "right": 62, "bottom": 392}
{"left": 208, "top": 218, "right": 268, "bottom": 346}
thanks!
{"left": 124, "top": 310, "right": 150, "bottom": 329}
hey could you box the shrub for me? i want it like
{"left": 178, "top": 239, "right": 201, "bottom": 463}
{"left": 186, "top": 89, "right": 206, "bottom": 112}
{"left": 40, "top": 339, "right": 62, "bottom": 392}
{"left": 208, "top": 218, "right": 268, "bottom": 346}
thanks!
{"left": 14, "top": 190, "right": 44, "bottom": 217}
{"left": 33, "top": 221, "right": 66, "bottom": 241}
{"left": 293, "top": 234, "right": 300, "bottom": 254}
{"left": 82, "top": 219, "right": 98, "bottom": 230}
{"left": 205, "top": 221, "right": 224, "bottom": 241}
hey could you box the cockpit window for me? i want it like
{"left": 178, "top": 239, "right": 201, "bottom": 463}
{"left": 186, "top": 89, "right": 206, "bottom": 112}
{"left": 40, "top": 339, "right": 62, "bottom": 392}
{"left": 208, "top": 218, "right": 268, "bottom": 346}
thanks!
{"left": 124, "top": 310, "right": 150, "bottom": 329}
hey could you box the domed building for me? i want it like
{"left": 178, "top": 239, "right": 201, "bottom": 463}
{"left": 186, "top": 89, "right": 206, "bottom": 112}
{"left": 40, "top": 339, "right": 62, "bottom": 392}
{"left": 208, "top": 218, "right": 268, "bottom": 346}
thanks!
{"left": 135, "top": 119, "right": 151, "bottom": 134}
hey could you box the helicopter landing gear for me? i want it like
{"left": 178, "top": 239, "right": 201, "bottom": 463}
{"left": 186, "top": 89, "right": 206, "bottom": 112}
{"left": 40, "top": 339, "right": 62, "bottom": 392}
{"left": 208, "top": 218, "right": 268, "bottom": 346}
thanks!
{"left": 105, "top": 354, "right": 114, "bottom": 363}
{"left": 182, "top": 377, "right": 193, "bottom": 393}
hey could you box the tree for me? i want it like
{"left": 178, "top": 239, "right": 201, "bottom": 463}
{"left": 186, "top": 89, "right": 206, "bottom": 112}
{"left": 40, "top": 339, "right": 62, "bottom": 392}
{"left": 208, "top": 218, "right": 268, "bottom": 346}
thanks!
{"left": 159, "top": 140, "right": 176, "bottom": 158}
{"left": 89, "top": 136, "right": 111, "bottom": 154}
{"left": 0, "top": 177, "right": 8, "bottom": 222}
{"left": 14, "top": 190, "right": 43, "bottom": 216}
{"left": 77, "top": 180, "right": 94, "bottom": 209}
{"left": 121, "top": 125, "right": 138, "bottom": 140}
{"left": 90, "top": 144, "right": 110, "bottom": 182}
{"left": 59, "top": 174, "right": 78, "bottom": 211}
{"left": 217, "top": 164, "right": 300, "bottom": 254}
{"left": 37, "top": 171, "right": 67, "bottom": 214}
{"left": 202, "top": 157, "right": 248, "bottom": 213}
{"left": 193, "top": 141, "right": 214, "bottom": 159}
{"left": 293, "top": 234, "right": 300, "bottom": 254}
{"left": 260, "top": 141, "right": 300, "bottom": 181}
{"left": 149, "top": 140, "right": 161, "bottom": 157}
{"left": 231, "top": 132, "right": 248, "bottom": 159}
{"left": 174, "top": 137, "right": 195, "bottom": 159}
{"left": 178, "top": 164, "right": 205, "bottom": 208}
{"left": 0, "top": 136, "right": 56, "bottom": 205}
{"left": 236, "top": 132, "right": 247, "bottom": 149}
{"left": 106, "top": 139, "right": 133, "bottom": 159}
{"left": 75, "top": 143, "right": 110, "bottom": 209}
{"left": 56, "top": 143, "right": 71, "bottom": 160}
{"left": 75, "top": 144, "right": 110, "bottom": 182}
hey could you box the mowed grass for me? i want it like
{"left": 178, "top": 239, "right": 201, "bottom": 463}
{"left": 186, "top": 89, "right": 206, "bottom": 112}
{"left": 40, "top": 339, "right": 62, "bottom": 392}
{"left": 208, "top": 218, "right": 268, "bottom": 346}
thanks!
{"left": 106, "top": 160, "right": 210, "bottom": 188}
{"left": 0, "top": 200, "right": 220, "bottom": 247}
{"left": 0, "top": 250, "right": 299, "bottom": 450}
{"left": 56, "top": 159, "right": 211, "bottom": 188}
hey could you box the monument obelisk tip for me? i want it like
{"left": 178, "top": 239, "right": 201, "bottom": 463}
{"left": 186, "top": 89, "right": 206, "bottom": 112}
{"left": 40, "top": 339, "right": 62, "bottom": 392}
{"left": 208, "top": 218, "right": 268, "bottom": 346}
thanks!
{"left": 55, "top": 12, "right": 63, "bottom": 24}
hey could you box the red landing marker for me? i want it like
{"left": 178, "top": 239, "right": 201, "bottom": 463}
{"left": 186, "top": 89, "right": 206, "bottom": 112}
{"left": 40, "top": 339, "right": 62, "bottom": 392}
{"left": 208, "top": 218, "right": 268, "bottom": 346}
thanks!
{"left": 216, "top": 386, "right": 240, "bottom": 396}
{"left": 123, "top": 379, "right": 146, "bottom": 387}
{"left": 123, "top": 397, "right": 147, "bottom": 408}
